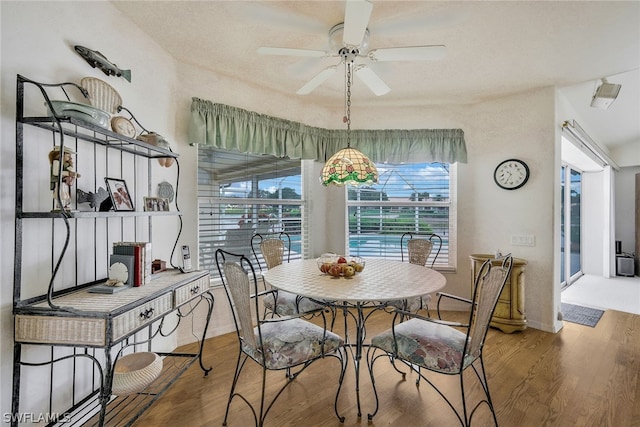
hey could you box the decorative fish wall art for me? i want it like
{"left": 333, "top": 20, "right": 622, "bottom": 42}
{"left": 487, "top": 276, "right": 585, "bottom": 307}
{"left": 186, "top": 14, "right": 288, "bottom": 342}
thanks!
{"left": 74, "top": 45, "right": 131, "bottom": 82}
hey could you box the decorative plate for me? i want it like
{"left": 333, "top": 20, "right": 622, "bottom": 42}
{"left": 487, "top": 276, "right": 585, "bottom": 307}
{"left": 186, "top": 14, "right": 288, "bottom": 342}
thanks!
{"left": 80, "top": 77, "right": 122, "bottom": 114}
{"left": 158, "top": 181, "right": 175, "bottom": 202}
{"left": 111, "top": 116, "right": 136, "bottom": 138}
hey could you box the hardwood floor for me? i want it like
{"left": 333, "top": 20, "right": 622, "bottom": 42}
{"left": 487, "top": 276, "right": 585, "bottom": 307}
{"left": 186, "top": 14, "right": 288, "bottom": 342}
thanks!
{"left": 133, "top": 308, "right": 640, "bottom": 427}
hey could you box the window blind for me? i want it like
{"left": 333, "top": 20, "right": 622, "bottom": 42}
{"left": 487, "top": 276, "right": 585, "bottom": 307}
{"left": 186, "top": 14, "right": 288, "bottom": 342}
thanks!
{"left": 347, "top": 162, "right": 453, "bottom": 267}
{"left": 198, "top": 147, "right": 304, "bottom": 279}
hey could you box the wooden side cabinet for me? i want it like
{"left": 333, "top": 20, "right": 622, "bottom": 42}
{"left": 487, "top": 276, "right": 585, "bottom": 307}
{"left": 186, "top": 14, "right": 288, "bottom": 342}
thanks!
{"left": 470, "top": 254, "right": 527, "bottom": 333}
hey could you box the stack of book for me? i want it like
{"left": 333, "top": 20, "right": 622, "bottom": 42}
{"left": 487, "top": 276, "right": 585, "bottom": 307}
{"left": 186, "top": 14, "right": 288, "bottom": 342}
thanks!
{"left": 113, "top": 242, "right": 152, "bottom": 286}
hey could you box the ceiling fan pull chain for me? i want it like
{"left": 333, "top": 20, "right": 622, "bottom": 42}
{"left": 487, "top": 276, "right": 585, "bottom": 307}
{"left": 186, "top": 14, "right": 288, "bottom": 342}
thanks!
{"left": 343, "top": 61, "right": 349, "bottom": 124}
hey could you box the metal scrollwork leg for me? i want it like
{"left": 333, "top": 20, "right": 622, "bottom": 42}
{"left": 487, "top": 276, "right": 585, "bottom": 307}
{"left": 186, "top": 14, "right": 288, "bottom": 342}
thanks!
{"left": 198, "top": 291, "right": 215, "bottom": 375}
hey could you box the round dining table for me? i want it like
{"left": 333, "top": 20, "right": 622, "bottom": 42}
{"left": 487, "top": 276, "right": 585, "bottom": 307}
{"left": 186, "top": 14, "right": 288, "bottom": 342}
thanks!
{"left": 262, "top": 258, "right": 446, "bottom": 417}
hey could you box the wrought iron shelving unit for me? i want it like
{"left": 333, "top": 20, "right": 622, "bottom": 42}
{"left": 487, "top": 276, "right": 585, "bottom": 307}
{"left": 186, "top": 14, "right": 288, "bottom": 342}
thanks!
{"left": 11, "top": 75, "right": 214, "bottom": 426}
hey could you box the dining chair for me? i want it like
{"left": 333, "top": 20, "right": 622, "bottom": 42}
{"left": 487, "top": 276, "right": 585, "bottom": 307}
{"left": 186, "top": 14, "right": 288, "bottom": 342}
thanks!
{"left": 366, "top": 255, "right": 513, "bottom": 426}
{"left": 251, "top": 232, "right": 325, "bottom": 317}
{"left": 388, "top": 232, "right": 443, "bottom": 315}
{"left": 215, "top": 248, "right": 347, "bottom": 426}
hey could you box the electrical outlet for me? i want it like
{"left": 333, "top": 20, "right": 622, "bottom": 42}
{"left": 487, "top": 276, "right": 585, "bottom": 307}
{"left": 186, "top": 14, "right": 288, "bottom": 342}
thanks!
{"left": 511, "top": 234, "right": 535, "bottom": 246}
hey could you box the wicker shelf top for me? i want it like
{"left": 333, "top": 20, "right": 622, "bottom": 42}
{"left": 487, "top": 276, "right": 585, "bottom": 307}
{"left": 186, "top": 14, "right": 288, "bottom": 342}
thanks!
{"left": 18, "top": 269, "right": 208, "bottom": 316}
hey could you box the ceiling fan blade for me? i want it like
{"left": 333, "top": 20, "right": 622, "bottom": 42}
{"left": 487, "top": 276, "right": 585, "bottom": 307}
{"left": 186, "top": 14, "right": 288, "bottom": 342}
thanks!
{"left": 368, "top": 45, "right": 447, "bottom": 62}
{"left": 297, "top": 65, "right": 338, "bottom": 95}
{"left": 343, "top": 0, "right": 373, "bottom": 47}
{"left": 258, "top": 47, "right": 328, "bottom": 58}
{"left": 354, "top": 65, "right": 390, "bottom": 96}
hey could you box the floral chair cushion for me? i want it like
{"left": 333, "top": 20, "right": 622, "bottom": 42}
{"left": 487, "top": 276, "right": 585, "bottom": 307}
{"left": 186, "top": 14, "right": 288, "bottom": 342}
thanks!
{"left": 242, "top": 318, "right": 344, "bottom": 370}
{"left": 263, "top": 290, "right": 326, "bottom": 316}
{"left": 371, "top": 318, "right": 474, "bottom": 374}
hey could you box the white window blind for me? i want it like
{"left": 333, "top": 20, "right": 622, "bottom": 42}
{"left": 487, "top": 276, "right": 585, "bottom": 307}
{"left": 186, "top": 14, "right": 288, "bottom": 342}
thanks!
{"left": 347, "top": 162, "right": 455, "bottom": 268}
{"left": 197, "top": 147, "right": 305, "bottom": 279}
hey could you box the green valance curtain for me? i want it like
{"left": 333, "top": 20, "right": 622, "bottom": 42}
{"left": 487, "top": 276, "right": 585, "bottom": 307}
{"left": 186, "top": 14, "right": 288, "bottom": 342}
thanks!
{"left": 188, "top": 97, "right": 467, "bottom": 164}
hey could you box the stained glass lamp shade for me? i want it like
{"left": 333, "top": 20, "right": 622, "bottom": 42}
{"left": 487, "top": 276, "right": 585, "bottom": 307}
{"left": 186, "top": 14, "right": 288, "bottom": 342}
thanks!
{"left": 320, "top": 147, "right": 378, "bottom": 186}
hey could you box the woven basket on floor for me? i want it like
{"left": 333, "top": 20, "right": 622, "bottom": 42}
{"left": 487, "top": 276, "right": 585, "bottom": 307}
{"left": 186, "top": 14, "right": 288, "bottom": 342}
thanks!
{"left": 112, "top": 352, "right": 163, "bottom": 395}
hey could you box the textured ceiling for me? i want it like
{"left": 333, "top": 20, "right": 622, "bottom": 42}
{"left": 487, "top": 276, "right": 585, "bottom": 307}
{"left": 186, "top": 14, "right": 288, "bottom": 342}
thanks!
{"left": 112, "top": 1, "right": 640, "bottom": 152}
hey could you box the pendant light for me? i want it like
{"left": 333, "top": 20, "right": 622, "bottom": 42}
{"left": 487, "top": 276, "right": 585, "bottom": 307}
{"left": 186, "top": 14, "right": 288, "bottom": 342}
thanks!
{"left": 320, "top": 55, "right": 378, "bottom": 186}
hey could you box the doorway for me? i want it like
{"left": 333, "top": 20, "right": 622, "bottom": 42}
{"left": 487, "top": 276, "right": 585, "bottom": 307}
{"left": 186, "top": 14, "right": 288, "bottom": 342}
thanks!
{"left": 561, "top": 165, "right": 582, "bottom": 288}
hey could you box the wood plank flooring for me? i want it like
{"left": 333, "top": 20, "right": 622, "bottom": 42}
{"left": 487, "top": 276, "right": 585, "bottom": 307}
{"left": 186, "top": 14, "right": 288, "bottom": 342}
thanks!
{"left": 133, "top": 308, "right": 639, "bottom": 427}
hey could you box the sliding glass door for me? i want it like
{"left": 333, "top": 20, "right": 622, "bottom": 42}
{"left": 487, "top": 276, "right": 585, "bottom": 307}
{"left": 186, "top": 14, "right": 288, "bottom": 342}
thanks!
{"left": 561, "top": 165, "right": 583, "bottom": 288}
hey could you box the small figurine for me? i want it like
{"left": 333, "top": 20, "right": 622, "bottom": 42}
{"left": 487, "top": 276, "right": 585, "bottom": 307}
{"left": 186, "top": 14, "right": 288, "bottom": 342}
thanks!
{"left": 49, "top": 146, "right": 81, "bottom": 211}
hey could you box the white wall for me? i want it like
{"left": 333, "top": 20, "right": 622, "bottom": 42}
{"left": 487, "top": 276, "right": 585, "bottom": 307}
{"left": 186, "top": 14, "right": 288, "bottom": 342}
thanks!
{"left": 612, "top": 143, "right": 640, "bottom": 168}
{"left": 582, "top": 171, "right": 606, "bottom": 274}
{"left": 616, "top": 166, "right": 640, "bottom": 255}
{"left": 2, "top": 1, "right": 564, "bottom": 421}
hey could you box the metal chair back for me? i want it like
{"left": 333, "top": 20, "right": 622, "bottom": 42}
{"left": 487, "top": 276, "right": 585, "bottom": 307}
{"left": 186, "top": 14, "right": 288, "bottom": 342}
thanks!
{"left": 251, "top": 232, "right": 291, "bottom": 271}
{"left": 401, "top": 232, "right": 442, "bottom": 268}
{"left": 215, "top": 249, "right": 262, "bottom": 359}
{"left": 465, "top": 256, "right": 513, "bottom": 360}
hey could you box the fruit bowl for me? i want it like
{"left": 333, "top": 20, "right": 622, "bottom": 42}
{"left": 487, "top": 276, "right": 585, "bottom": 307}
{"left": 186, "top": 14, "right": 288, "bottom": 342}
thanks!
{"left": 317, "top": 255, "right": 365, "bottom": 278}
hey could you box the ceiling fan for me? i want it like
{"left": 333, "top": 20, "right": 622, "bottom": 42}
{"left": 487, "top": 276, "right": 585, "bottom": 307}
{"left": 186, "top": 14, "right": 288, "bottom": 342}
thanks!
{"left": 257, "top": 0, "right": 446, "bottom": 96}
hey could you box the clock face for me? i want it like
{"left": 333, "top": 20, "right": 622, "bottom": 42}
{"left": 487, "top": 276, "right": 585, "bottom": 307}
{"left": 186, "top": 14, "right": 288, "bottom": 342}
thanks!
{"left": 111, "top": 116, "right": 136, "bottom": 138}
{"left": 494, "top": 159, "right": 530, "bottom": 190}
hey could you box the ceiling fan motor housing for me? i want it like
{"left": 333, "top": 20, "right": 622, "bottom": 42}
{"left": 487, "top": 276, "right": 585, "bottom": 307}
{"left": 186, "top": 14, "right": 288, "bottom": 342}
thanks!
{"left": 339, "top": 47, "right": 359, "bottom": 62}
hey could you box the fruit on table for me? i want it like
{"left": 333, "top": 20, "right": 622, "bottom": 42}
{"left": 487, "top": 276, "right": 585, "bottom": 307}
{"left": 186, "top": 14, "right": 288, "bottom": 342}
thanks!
{"left": 343, "top": 265, "right": 356, "bottom": 277}
{"left": 328, "top": 264, "right": 343, "bottom": 277}
{"left": 317, "top": 255, "right": 365, "bottom": 276}
{"left": 320, "top": 262, "right": 332, "bottom": 273}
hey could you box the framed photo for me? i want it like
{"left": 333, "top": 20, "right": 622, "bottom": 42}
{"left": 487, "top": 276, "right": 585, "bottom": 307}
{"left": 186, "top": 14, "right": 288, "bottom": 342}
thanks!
{"left": 105, "top": 177, "right": 134, "bottom": 211}
{"left": 143, "top": 196, "right": 169, "bottom": 212}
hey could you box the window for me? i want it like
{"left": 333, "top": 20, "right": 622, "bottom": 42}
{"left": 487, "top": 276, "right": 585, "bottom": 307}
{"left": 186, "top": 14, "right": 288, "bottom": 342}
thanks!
{"left": 197, "top": 147, "right": 305, "bottom": 279}
{"left": 347, "top": 162, "right": 455, "bottom": 268}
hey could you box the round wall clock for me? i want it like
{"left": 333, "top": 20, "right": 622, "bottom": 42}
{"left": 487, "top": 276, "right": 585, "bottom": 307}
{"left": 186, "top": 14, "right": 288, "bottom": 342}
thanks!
{"left": 111, "top": 116, "right": 136, "bottom": 138}
{"left": 494, "top": 158, "right": 530, "bottom": 190}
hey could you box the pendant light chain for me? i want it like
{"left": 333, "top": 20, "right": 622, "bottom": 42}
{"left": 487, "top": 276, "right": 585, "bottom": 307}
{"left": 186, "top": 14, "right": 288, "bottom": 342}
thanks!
{"left": 346, "top": 61, "right": 352, "bottom": 148}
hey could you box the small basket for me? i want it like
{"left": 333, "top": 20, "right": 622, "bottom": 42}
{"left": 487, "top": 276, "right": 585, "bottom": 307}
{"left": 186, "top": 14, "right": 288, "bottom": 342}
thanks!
{"left": 112, "top": 352, "right": 163, "bottom": 395}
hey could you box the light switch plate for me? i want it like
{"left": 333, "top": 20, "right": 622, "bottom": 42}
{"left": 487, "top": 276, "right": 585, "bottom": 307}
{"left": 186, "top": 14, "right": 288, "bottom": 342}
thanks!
{"left": 511, "top": 234, "right": 535, "bottom": 246}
